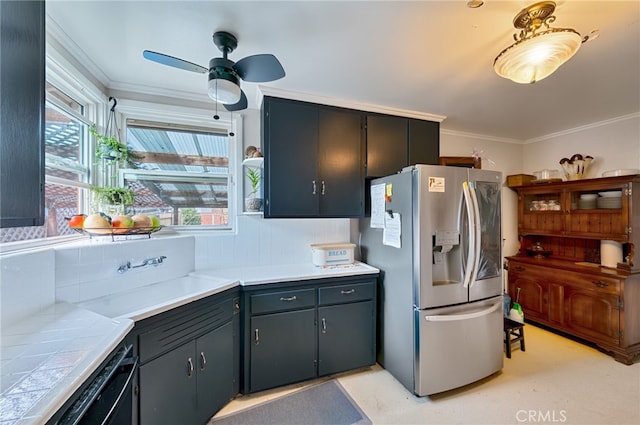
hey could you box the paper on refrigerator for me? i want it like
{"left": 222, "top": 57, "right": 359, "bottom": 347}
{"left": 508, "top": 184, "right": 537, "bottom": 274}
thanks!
{"left": 383, "top": 212, "right": 401, "bottom": 248}
{"left": 370, "top": 183, "right": 386, "bottom": 228}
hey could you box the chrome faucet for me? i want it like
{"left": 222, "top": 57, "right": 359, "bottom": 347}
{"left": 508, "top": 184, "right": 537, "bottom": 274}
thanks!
{"left": 118, "top": 256, "right": 167, "bottom": 273}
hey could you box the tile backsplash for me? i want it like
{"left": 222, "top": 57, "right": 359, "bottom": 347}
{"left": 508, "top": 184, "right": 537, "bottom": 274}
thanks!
{"left": 1, "top": 217, "right": 351, "bottom": 327}
{"left": 0, "top": 250, "right": 55, "bottom": 331}
{"left": 54, "top": 235, "right": 195, "bottom": 303}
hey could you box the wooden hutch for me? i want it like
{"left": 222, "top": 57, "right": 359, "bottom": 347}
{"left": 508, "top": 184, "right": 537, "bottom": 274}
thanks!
{"left": 507, "top": 174, "right": 640, "bottom": 364}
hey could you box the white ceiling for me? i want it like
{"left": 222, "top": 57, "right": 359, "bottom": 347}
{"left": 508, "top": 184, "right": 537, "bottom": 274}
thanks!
{"left": 46, "top": 1, "right": 640, "bottom": 142}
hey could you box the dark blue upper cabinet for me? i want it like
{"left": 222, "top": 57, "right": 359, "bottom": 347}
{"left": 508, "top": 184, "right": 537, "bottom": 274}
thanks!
{"left": 262, "top": 97, "right": 365, "bottom": 218}
{"left": 0, "top": 0, "right": 46, "bottom": 228}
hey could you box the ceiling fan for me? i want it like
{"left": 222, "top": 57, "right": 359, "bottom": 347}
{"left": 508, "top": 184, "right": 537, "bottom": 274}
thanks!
{"left": 143, "top": 31, "right": 285, "bottom": 111}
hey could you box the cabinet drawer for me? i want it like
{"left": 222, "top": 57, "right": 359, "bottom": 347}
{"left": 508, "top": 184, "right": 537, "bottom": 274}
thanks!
{"left": 318, "top": 281, "right": 375, "bottom": 305}
{"left": 251, "top": 288, "right": 315, "bottom": 314}
{"left": 139, "top": 297, "right": 235, "bottom": 364}
{"left": 563, "top": 274, "right": 621, "bottom": 295}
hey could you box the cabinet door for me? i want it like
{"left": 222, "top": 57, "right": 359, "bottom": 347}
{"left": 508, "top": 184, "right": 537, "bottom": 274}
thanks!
{"left": 508, "top": 265, "right": 548, "bottom": 322}
{"left": 139, "top": 342, "right": 197, "bottom": 425}
{"left": 318, "top": 301, "right": 375, "bottom": 376}
{"left": 517, "top": 188, "right": 565, "bottom": 236}
{"left": 263, "top": 97, "right": 318, "bottom": 217}
{"left": 566, "top": 185, "right": 629, "bottom": 240}
{"left": 318, "top": 107, "right": 365, "bottom": 217}
{"left": 196, "top": 322, "right": 234, "bottom": 424}
{"left": 366, "top": 114, "right": 408, "bottom": 178}
{"left": 250, "top": 309, "right": 316, "bottom": 392}
{"left": 0, "top": 0, "right": 45, "bottom": 227}
{"left": 408, "top": 119, "right": 439, "bottom": 166}
{"left": 563, "top": 286, "right": 621, "bottom": 346}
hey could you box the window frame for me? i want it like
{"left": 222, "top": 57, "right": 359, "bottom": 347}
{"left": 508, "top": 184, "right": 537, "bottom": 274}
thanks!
{"left": 117, "top": 99, "right": 242, "bottom": 234}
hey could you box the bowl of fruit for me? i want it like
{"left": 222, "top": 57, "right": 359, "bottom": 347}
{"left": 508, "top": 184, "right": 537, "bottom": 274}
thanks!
{"left": 66, "top": 213, "right": 161, "bottom": 238}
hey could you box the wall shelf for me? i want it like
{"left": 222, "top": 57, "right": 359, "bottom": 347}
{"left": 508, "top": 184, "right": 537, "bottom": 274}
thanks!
{"left": 242, "top": 157, "right": 264, "bottom": 167}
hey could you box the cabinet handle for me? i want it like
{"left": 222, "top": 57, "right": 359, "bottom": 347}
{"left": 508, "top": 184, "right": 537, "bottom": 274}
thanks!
{"left": 254, "top": 328, "right": 260, "bottom": 345}
{"left": 200, "top": 351, "right": 207, "bottom": 371}
{"left": 592, "top": 280, "right": 609, "bottom": 288}
{"left": 312, "top": 180, "right": 317, "bottom": 195}
{"left": 513, "top": 265, "right": 525, "bottom": 272}
{"left": 341, "top": 289, "right": 356, "bottom": 295}
{"left": 187, "top": 357, "right": 194, "bottom": 378}
{"left": 280, "top": 295, "right": 298, "bottom": 302}
{"left": 321, "top": 180, "right": 326, "bottom": 195}
{"left": 321, "top": 318, "right": 327, "bottom": 334}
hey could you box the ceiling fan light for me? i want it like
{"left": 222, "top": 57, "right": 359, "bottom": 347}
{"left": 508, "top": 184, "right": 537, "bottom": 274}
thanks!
{"left": 208, "top": 75, "right": 241, "bottom": 104}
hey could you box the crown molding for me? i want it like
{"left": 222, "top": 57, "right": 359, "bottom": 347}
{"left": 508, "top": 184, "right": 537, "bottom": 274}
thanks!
{"left": 46, "top": 16, "right": 110, "bottom": 89}
{"left": 524, "top": 112, "right": 640, "bottom": 144}
{"left": 257, "top": 86, "right": 446, "bottom": 123}
{"left": 440, "top": 128, "right": 523, "bottom": 144}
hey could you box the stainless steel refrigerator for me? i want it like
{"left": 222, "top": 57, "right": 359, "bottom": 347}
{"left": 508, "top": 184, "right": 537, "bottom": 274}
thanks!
{"left": 359, "top": 164, "right": 503, "bottom": 396}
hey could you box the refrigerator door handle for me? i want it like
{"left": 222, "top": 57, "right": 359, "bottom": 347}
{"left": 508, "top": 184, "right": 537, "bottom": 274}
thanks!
{"left": 423, "top": 300, "right": 502, "bottom": 322}
{"left": 467, "top": 182, "right": 482, "bottom": 289}
{"left": 462, "top": 182, "right": 476, "bottom": 289}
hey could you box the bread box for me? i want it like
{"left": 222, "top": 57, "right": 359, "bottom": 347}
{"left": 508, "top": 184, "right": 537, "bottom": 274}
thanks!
{"left": 311, "top": 243, "right": 355, "bottom": 267}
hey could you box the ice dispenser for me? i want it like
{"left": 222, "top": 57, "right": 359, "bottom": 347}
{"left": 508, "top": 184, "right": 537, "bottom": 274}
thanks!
{"left": 432, "top": 230, "right": 462, "bottom": 285}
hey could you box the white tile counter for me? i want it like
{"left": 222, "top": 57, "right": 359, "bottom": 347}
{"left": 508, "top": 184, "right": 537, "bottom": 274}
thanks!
{"left": 77, "top": 275, "right": 239, "bottom": 321}
{"left": 0, "top": 261, "right": 378, "bottom": 425}
{"left": 0, "top": 303, "right": 132, "bottom": 425}
{"left": 190, "top": 261, "right": 379, "bottom": 286}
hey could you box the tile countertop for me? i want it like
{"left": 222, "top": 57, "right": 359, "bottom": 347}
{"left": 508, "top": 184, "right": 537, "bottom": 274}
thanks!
{"left": 0, "top": 261, "right": 378, "bottom": 424}
{"left": 189, "top": 261, "right": 380, "bottom": 285}
{"left": 77, "top": 275, "right": 239, "bottom": 321}
{"left": 0, "top": 303, "right": 132, "bottom": 425}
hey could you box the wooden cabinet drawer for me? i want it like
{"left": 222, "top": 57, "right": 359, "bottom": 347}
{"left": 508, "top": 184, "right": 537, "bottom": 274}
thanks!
{"left": 139, "top": 297, "right": 235, "bottom": 364}
{"left": 318, "top": 281, "right": 375, "bottom": 305}
{"left": 562, "top": 274, "right": 621, "bottom": 295}
{"left": 250, "top": 288, "right": 315, "bottom": 314}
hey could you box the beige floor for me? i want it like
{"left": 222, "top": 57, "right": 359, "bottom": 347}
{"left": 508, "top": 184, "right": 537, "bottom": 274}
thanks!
{"left": 212, "top": 324, "right": 640, "bottom": 425}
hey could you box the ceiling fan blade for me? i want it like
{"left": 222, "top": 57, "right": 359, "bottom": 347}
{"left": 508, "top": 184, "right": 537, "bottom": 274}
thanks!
{"left": 223, "top": 90, "right": 248, "bottom": 111}
{"left": 143, "top": 50, "right": 207, "bottom": 74}
{"left": 234, "top": 54, "right": 285, "bottom": 82}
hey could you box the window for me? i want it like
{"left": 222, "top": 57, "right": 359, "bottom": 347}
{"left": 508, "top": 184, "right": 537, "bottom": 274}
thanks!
{"left": 0, "top": 83, "right": 91, "bottom": 243}
{"left": 121, "top": 119, "right": 235, "bottom": 230}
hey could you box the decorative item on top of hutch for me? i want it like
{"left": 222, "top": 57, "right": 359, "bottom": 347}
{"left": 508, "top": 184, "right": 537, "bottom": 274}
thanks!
{"left": 507, "top": 173, "right": 640, "bottom": 365}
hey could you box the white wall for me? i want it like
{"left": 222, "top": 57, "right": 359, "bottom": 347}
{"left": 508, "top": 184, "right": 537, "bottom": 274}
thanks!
{"left": 522, "top": 114, "right": 640, "bottom": 178}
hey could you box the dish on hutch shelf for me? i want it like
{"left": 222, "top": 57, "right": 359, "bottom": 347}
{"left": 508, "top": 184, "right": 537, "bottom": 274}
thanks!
{"left": 598, "top": 191, "right": 622, "bottom": 198}
{"left": 601, "top": 169, "right": 639, "bottom": 177}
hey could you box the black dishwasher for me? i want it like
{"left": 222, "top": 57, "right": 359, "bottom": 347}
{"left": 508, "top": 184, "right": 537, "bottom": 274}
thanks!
{"left": 49, "top": 344, "right": 138, "bottom": 425}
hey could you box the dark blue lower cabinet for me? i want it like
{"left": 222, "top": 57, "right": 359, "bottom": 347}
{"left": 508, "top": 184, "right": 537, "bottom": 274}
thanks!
{"left": 197, "top": 322, "right": 235, "bottom": 424}
{"left": 250, "top": 309, "right": 317, "bottom": 392}
{"left": 318, "top": 300, "right": 375, "bottom": 376}
{"left": 139, "top": 342, "right": 197, "bottom": 425}
{"left": 244, "top": 277, "right": 377, "bottom": 394}
{"left": 135, "top": 292, "right": 239, "bottom": 425}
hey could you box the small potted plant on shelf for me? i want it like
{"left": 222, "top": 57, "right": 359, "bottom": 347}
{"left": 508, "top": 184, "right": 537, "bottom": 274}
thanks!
{"left": 245, "top": 167, "right": 263, "bottom": 212}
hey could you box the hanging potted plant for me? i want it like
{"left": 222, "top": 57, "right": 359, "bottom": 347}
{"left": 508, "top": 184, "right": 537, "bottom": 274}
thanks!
{"left": 91, "top": 185, "right": 135, "bottom": 216}
{"left": 245, "top": 167, "right": 263, "bottom": 212}
{"left": 90, "top": 125, "right": 142, "bottom": 166}
{"left": 91, "top": 97, "right": 143, "bottom": 168}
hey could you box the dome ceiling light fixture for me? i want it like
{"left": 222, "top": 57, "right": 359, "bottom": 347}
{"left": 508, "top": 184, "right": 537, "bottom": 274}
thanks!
{"left": 494, "top": 1, "right": 587, "bottom": 84}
